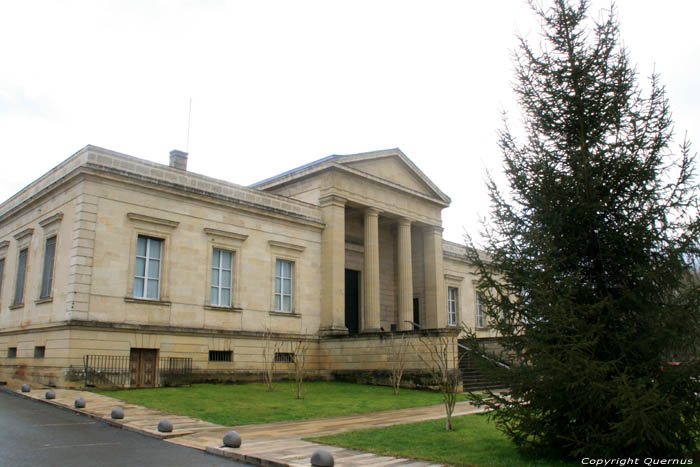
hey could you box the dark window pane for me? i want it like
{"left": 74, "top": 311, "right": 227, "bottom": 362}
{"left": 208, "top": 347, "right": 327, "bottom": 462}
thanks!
{"left": 149, "top": 238, "right": 162, "bottom": 259}
{"left": 136, "top": 236, "right": 147, "bottom": 256}
{"left": 211, "top": 286, "right": 218, "bottom": 305}
{"left": 40, "top": 237, "right": 56, "bottom": 298}
{"left": 221, "top": 288, "right": 231, "bottom": 307}
{"left": 0, "top": 258, "right": 5, "bottom": 299}
{"left": 34, "top": 346, "right": 45, "bottom": 359}
{"left": 134, "top": 278, "right": 144, "bottom": 297}
{"left": 13, "top": 249, "right": 27, "bottom": 305}
{"left": 135, "top": 257, "right": 146, "bottom": 277}
{"left": 208, "top": 350, "right": 232, "bottom": 362}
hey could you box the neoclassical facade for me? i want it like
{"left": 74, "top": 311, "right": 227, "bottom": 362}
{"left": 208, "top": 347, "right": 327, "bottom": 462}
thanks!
{"left": 0, "top": 145, "right": 491, "bottom": 387}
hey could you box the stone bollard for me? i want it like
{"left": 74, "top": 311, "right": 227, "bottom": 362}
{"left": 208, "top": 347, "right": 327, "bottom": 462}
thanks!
{"left": 75, "top": 397, "right": 86, "bottom": 409}
{"left": 310, "top": 448, "right": 334, "bottom": 467}
{"left": 157, "top": 419, "right": 173, "bottom": 433}
{"left": 111, "top": 407, "right": 124, "bottom": 419}
{"left": 222, "top": 430, "right": 241, "bottom": 448}
{"left": 20, "top": 384, "right": 31, "bottom": 393}
{"left": 45, "top": 389, "right": 56, "bottom": 400}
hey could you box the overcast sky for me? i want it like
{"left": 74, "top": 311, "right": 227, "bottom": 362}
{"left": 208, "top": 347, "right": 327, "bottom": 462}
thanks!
{"left": 1, "top": 1, "right": 698, "bottom": 243}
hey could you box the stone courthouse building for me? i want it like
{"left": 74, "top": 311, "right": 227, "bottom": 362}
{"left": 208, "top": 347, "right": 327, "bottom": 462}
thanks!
{"left": 0, "top": 145, "right": 491, "bottom": 388}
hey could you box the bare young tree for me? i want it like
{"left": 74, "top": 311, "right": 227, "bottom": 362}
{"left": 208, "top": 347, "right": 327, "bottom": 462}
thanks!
{"left": 261, "top": 327, "right": 280, "bottom": 391}
{"left": 418, "top": 334, "right": 464, "bottom": 431}
{"left": 389, "top": 333, "right": 410, "bottom": 395}
{"left": 291, "top": 338, "right": 308, "bottom": 400}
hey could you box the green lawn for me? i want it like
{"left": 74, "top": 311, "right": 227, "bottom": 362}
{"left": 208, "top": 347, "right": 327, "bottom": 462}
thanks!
{"left": 97, "top": 382, "right": 470, "bottom": 426}
{"left": 308, "top": 414, "right": 576, "bottom": 467}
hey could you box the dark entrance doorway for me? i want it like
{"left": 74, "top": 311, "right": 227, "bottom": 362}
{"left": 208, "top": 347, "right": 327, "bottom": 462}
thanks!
{"left": 345, "top": 269, "right": 360, "bottom": 335}
{"left": 413, "top": 298, "right": 420, "bottom": 330}
{"left": 129, "top": 348, "right": 158, "bottom": 387}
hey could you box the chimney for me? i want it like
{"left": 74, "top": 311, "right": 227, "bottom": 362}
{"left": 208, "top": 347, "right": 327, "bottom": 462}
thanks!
{"left": 169, "top": 149, "right": 188, "bottom": 170}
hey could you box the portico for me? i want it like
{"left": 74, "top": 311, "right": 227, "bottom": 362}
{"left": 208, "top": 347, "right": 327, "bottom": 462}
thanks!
{"left": 265, "top": 149, "right": 452, "bottom": 336}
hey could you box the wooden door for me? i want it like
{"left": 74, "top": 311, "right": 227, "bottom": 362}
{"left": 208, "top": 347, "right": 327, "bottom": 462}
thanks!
{"left": 129, "top": 348, "right": 158, "bottom": 387}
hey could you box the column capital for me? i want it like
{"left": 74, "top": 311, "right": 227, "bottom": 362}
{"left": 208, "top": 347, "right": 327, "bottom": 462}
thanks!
{"left": 424, "top": 225, "right": 444, "bottom": 235}
{"left": 319, "top": 195, "right": 347, "bottom": 208}
{"left": 364, "top": 207, "right": 380, "bottom": 217}
{"left": 397, "top": 217, "right": 412, "bottom": 227}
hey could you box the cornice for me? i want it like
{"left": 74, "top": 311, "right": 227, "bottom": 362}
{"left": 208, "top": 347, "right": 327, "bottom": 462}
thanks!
{"left": 203, "top": 228, "right": 249, "bottom": 242}
{"left": 13, "top": 228, "right": 34, "bottom": 241}
{"left": 268, "top": 240, "right": 306, "bottom": 252}
{"left": 127, "top": 212, "right": 180, "bottom": 229}
{"left": 39, "top": 212, "right": 64, "bottom": 228}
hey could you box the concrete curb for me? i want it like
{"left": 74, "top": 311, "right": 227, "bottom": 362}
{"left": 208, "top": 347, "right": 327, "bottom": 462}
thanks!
{"left": 206, "top": 446, "right": 289, "bottom": 467}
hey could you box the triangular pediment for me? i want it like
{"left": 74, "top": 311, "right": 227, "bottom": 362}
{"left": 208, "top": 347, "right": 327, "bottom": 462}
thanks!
{"left": 342, "top": 156, "right": 433, "bottom": 197}
{"left": 251, "top": 148, "right": 450, "bottom": 206}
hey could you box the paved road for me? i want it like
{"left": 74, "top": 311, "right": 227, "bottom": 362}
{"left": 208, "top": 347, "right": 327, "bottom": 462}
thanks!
{"left": 0, "top": 390, "right": 245, "bottom": 467}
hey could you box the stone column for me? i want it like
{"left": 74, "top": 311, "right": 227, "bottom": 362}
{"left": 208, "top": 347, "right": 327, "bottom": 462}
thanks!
{"left": 319, "top": 195, "right": 348, "bottom": 335}
{"left": 423, "top": 225, "right": 446, "bottom": 329}
{"left": 363, "top": 207, "right": 381, "bottom": 332}
{"left": 397, "top": 218, "right": 414, "bottom": 331}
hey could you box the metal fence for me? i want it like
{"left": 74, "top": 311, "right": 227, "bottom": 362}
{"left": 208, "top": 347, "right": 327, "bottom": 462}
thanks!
{"left": 83, "top": 355, "right": 192, "bottom": 388}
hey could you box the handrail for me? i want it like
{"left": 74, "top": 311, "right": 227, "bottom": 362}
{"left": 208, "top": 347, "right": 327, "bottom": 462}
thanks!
{"left": 404, "top": 320, "right": 510, "bottom": 370}
{"left": 459, "top": 342, "right": 510, "bottom": 370}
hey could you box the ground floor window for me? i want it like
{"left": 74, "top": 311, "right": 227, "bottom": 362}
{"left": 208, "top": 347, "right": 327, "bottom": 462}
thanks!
{"left": 34, "top": 346, "right": 45, "bottom": 359}
{"left": 208, "top": 350, "right": 233, "bottom": 362}
{"left": 274, "top": 352, "right": 295, "bottom": 363}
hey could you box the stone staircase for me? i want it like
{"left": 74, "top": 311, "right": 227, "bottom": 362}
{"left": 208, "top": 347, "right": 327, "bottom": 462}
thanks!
{"left": 458, "top": 341, "right": 505, "bottom": 391}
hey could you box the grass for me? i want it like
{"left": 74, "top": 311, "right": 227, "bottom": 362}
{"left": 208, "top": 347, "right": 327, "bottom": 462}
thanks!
{"left": 96, "top": 381, "right": 471, "bottom": 426}
{"left": 307, "top": 413, "right": 576, "bottom": 467}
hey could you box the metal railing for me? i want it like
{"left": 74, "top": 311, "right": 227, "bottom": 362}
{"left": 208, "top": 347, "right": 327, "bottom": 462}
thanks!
{"left": 83, "top": 355, "right": 192, "bottom": 388}
{"left": 403, "top": 319, "right": 510, "bottom": 372}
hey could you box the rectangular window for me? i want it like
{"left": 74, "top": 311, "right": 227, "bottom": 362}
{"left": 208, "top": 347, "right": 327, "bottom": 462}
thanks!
{"left": 208, "top": 350, "right": 233, "bottom": 362}
{"left": 0, "top": 257, "right": 5, "bottom": 299}
{"left": 274, "top": 352, "right": 295, "bottom": 363}
{"left": 40, "top": 236, "right": 56, "bottom": 299}
{"left": 476, "top": 293, "right": 485, "bottom": 328}
{"left": 211, "top": 248, "right": 233, "bottom": 307}
{"left": 274, "top": 259, "right": 294, "bottom": 312}
{"left": 34, "top": 346, "right": 45, "bottom": 359}
{"left": 133, "top": 236, "right": 162, "bottom": 300}
{"left": 8, "top": 347, "right": 17, "bottom": 358}
{"left": 448, "top": 287, "right": 458, "bottom": 326}
{"left": 13, "top": 248, "right": 28, "bottom": 306}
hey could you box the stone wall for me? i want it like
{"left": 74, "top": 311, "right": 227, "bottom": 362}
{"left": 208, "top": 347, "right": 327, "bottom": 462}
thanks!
{"left": 85, "top": 176, "right": 324, "bottom": 336}
{"left": 0, "top": 181, "right": 80, "bottom": 332}
{"left": 0, "top": 328, "right": 72, "bottom": 387}
{"left": 0, "top": 325, "right": 462, "bottom": 389}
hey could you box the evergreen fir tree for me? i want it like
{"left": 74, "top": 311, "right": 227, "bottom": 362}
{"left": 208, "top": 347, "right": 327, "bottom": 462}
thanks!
{"left": 465, "top": 0, "right": 700, "bottom": 458}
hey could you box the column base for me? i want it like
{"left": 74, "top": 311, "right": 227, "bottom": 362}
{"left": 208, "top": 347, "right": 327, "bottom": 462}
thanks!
{"left": 319, "top": 326, "right": 349, "bottom": 337}
{"left": 360, "top": 328, "right": 383, "bottom": 334}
